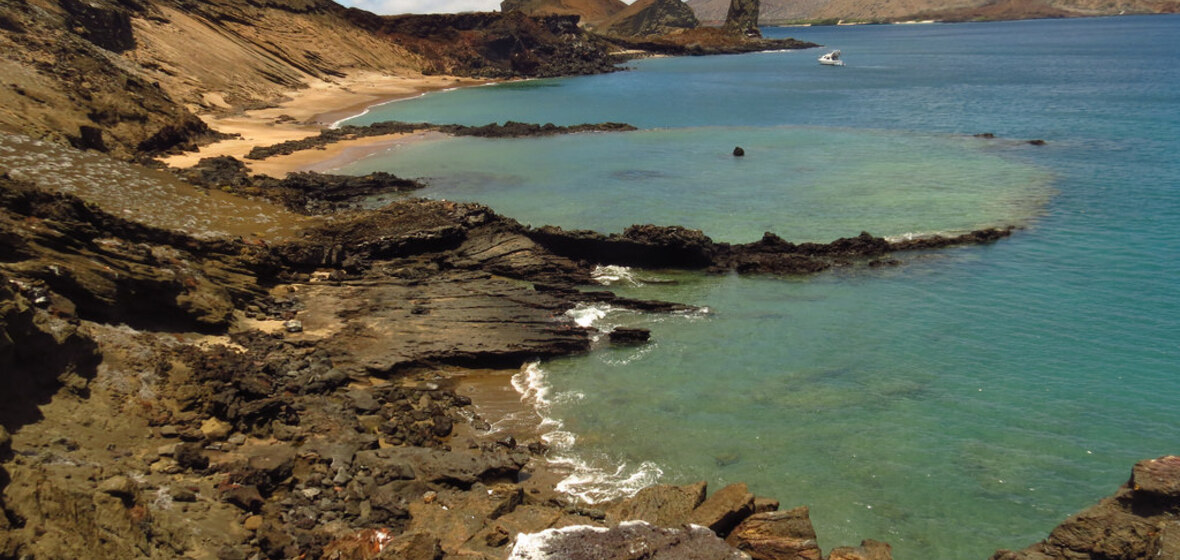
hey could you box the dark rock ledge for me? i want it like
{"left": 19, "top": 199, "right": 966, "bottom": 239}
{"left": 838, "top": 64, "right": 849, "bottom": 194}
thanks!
{"left": 242, "top": 121, "right": 639, "bottom": 161}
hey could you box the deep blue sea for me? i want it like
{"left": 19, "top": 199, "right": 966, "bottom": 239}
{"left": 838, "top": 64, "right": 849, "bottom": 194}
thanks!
{"left": 338, "top": 16, "right": 1180, "bottom": 559}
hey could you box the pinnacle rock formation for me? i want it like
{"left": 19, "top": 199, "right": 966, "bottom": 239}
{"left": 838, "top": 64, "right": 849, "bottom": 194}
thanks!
{"left": 724, "top": 0, "right": 760, "bottom": 36}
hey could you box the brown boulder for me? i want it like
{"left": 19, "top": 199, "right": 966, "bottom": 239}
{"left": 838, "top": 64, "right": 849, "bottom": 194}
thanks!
{"left": 725, "top": 506, "right": 821, "bottom": 560}
{"left": 606, "top": 481, "right": 708, "bottom": 526}
{"left": 1131, "top": 455, "right": 1180, "bottom": 499}
{"left": 689, "top": 482, "right": 756, "bottom": 536}
{"left": 378, "top": 532, "right": 444, "bottom": 560}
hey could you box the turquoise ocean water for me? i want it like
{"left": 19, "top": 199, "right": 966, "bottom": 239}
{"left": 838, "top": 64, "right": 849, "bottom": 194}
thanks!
{"left": 339, "top": 17, "right": 1180, "bottom": 559}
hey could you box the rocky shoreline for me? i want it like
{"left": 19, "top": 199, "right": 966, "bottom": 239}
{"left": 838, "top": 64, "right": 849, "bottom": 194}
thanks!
{"left": 3, "top": 0, "right": 1178, "bottom": 558}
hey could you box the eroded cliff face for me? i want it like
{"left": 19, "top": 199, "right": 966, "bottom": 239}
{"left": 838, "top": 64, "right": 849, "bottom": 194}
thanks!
{"left": 598, "top": 0, "right": 701, "bottom": 38}
{"left": 500, "top": 0, "right": 630, "bottom": 26}
{"left": 0, "top": 0, "right": 617, "bottom": 159}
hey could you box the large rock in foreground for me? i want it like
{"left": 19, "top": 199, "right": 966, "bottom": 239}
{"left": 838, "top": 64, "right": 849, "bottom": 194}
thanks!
{"left": 992, "top": 455, "right": 1180, "bottom": 560}
{"left": 507, "top": 521, "right": 750, "bottom": 559}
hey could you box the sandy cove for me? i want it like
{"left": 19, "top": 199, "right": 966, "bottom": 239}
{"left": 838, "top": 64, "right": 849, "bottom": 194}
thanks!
{"left": 160, "top": 71, "right": 492, "bottom": 177}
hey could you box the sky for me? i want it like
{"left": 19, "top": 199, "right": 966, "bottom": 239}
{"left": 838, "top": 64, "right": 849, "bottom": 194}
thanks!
{"left": 335, "top": 0, "right": 634, "bottom": 15}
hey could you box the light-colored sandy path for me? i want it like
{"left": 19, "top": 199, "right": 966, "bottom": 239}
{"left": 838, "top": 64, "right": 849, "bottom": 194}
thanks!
{"left": 161, "top": 71, "right": 491, "bottom": 175}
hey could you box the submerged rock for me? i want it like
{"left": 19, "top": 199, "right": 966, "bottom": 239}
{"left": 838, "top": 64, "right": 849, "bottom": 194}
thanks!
{"left": 828, "top": 540, "right": 893, "bottom": 560}
{"left": 608, "top": 327, "right": 650, "bottom": 345}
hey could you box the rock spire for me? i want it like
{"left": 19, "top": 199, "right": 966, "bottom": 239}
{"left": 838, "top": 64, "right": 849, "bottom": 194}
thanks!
{"left": 724, "top": 0, "right": 760, "bottom": 36}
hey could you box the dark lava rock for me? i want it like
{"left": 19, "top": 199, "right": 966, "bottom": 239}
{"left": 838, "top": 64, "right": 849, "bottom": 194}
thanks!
{"left": 1028, "top": 139, "right": 1048, "bottom": 146}
{"left": 180, "top": 156, "right": 252, "bottom": 188}
{"left": 510, "top": 521, "right": 747, "bottom": 559}
{"left": 61, "top": 0, "right": 136, "bottom": 52}
{"left": 174, "top": 442, "right": 209, "bottom": 471}
{"left": 733, "top": 146, "right": 745, "bottom": 156}
{"left": 725, "top": 0, "right": 761, "bottom": 37}
{"left": 352, "top": 449, "right": 416, "bottom": 484}
{"left": 347, "top": 389, "right": 380, "bottom": 414}
{"left": 726, "top": 506, "right": 823, "bottom": 560}
{"left": 608, "top": 327, "right": 650, "bottom": 345}
{"left": 221, "top": 484, "right": 265, "bottom": 512}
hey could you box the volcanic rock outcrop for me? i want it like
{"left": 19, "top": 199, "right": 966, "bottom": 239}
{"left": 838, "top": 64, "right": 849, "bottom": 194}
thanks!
{"left": 599, "top": 0, "right": 701, "bottom": 37}
{"left": 725, "top": 0, "right": 761, "bottom": 36}
{"left": 501, "top": 0, "right": 630, "bottom": 27}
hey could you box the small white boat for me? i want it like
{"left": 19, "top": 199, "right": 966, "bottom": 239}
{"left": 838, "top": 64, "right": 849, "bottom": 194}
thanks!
{"left": 818, "top": 50, "right": 845, "bottom": 66}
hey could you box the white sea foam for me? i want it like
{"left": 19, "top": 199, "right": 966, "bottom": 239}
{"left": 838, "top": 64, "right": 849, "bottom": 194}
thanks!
{"left": 551, "top": 459, "right": 665, "bottom": 504}
{"left": 591, "top": 265, "right": 641, "bottom": 286}
{"left": 563, "top": 303, "right": 612, "bottom": 328}
{"left": 884, "top": 230, "right": 961, "bottom": 243}
{"left": 507, "top": 524, "right": 612, "bottom": 560}
{"left": 328, "top": 93, "right": 426, "bottom": 129}
{"left": 511, "top": 360, "right": 665, "bottom": 504}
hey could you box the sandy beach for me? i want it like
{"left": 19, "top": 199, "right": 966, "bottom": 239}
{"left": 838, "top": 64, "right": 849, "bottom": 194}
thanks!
{"left": 160, "top": 71, "right": 492, "bottom": 176}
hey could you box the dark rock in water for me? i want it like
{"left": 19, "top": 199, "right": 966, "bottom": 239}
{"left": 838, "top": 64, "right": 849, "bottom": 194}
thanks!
{"left": 1028, "top": 139, "right": 1047, "bottom": 146}
{"left": 689, "top": 482, "right": 756, "bottom": 537}
{"left": 726, "top": 506, "right": 823, "bottom": 560}
{"left": 974, "top": 132, "right": 996, "bottom": 139}
{"left": 829, "top": 540, "right": 893, "bottom": 560}
{"left": 608, "top": 327, "right": 650, "bottom": 345}
{"left": 606, "top": 481, "right": 707, "bottom": 526}
{"left": 725, "top": 0, "right": 761, "bottom": 37}
{"left": 601, "top": 0, "right": 700, "bottom": 38}
{"left": 733, "top": 146, "right": 745, "bottom": 156}
{"left": 991, "top": 455, "right": 1180, "bottom": 560}
{"left": 509, "top": 521, "right": 747, "bottom": 559}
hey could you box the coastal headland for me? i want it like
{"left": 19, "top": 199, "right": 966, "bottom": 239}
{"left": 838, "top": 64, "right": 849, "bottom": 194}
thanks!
{"left": 1, "top": 0, "right": 1178, "bottom": 559}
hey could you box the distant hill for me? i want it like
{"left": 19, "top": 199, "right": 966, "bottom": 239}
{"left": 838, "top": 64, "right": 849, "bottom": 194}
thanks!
{"left": 686, "top": 0, "right": 1180, "bottom": 23}
{"left": 501, "top": 0, "right": 629, "bottom": 25}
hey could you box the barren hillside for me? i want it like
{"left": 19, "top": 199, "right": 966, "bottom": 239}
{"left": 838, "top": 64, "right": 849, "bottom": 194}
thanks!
{"left": 687, "top": 0, "right": 1180, "bottom": 23}
{"left": 0, "top": 0, "right": 614, "bottom": 158}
